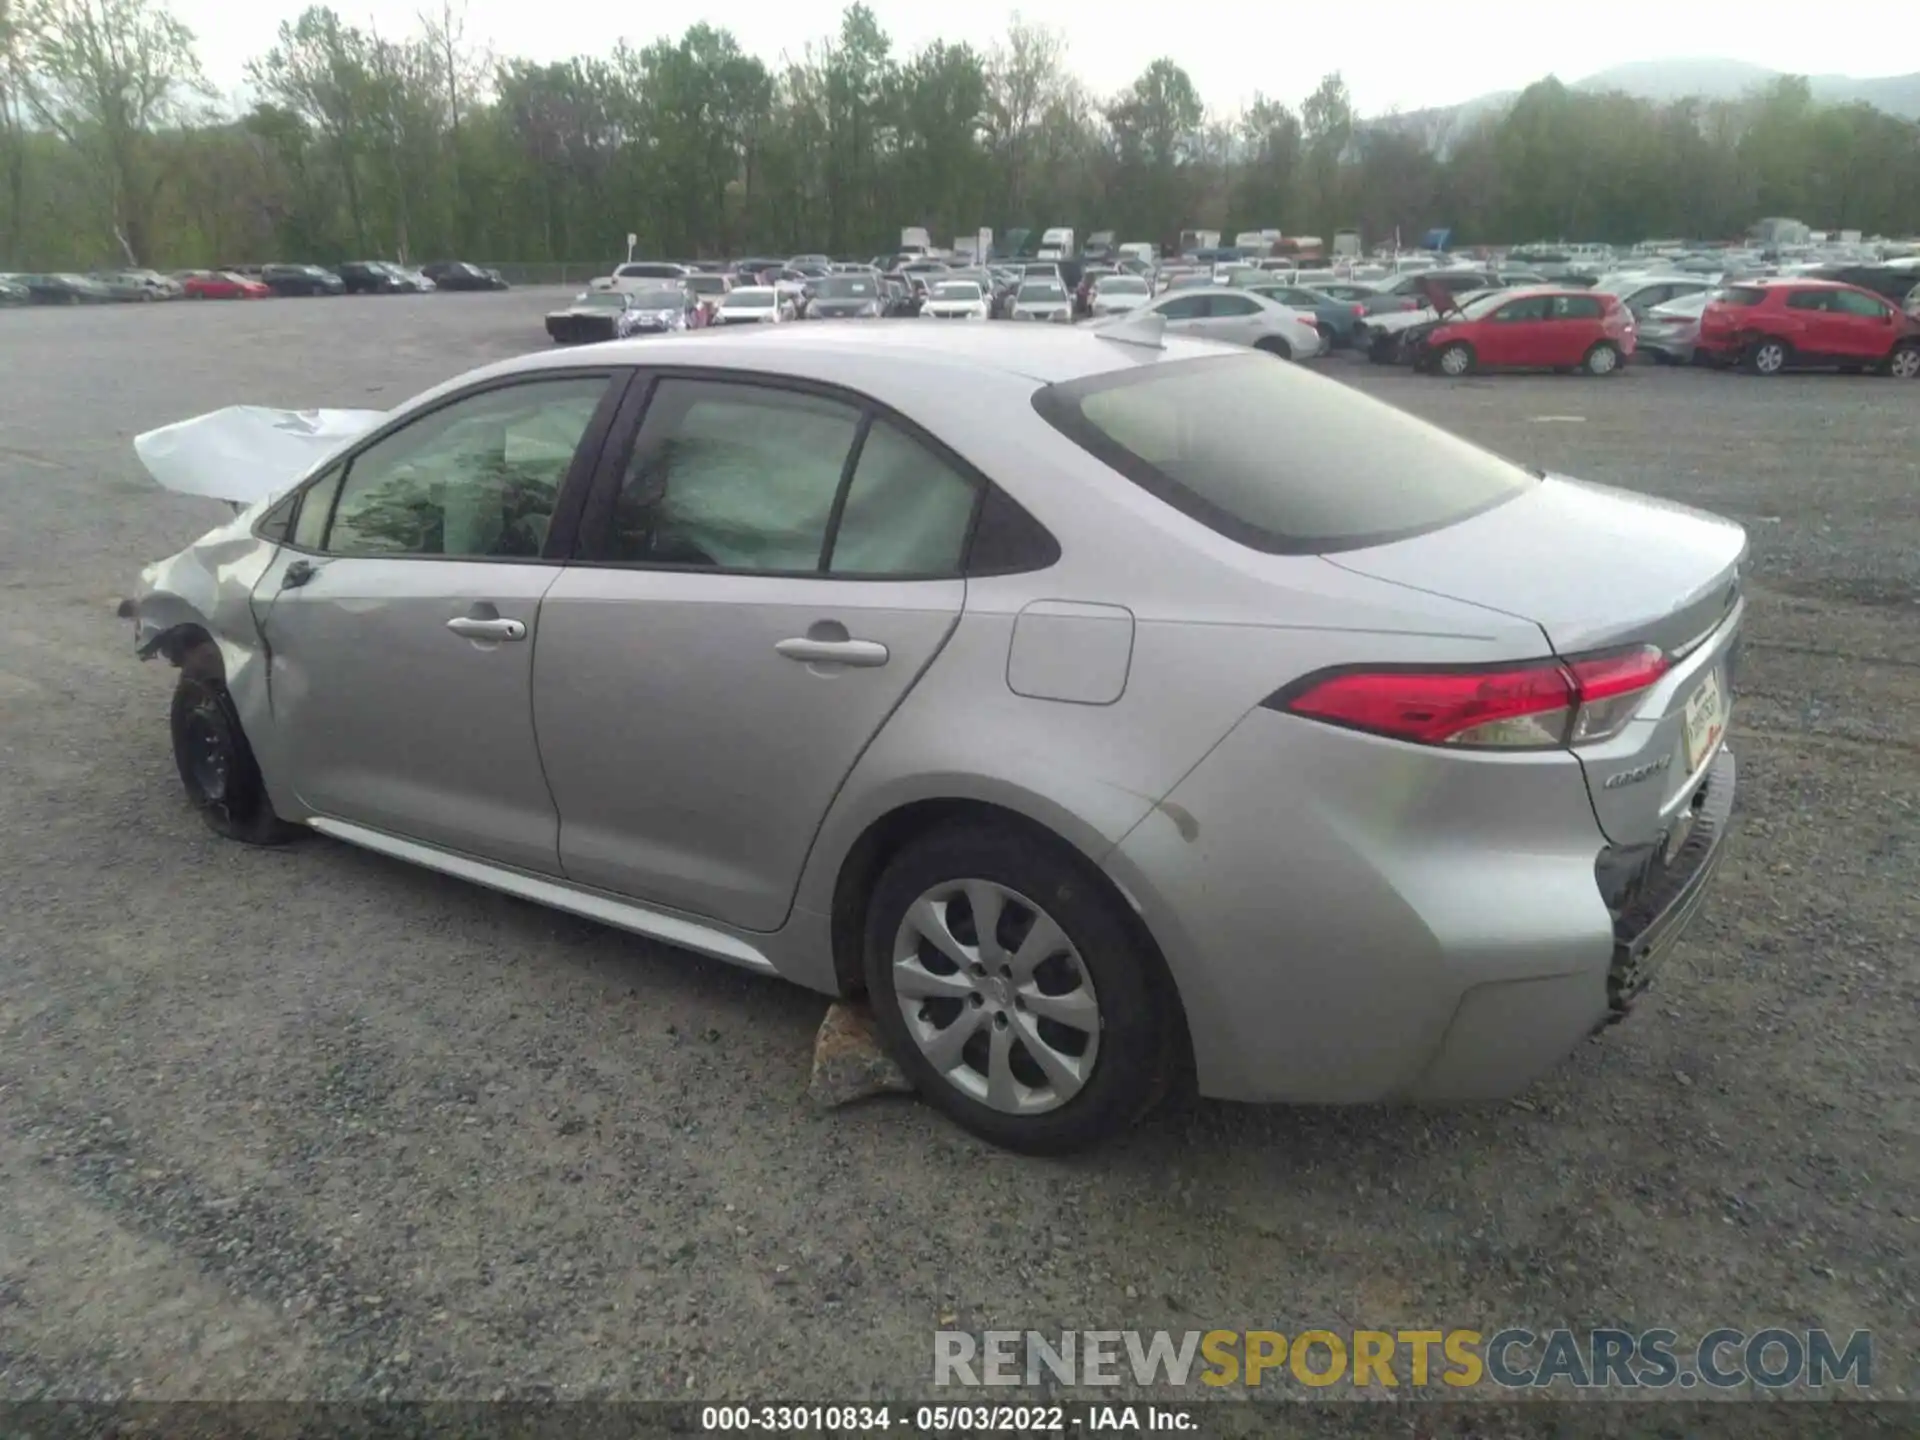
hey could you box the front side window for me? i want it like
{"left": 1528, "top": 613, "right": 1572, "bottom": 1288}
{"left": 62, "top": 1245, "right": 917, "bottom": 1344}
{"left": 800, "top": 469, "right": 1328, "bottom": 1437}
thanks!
{"left": 1830, "top": 289, "right": 1890, "bottom": 318}
{"left": 1553, "top": 295, "right": 1603, "bottom": 319}
{"left": 1493, "top": 297, "right": 1551, "bottom": 322}
{"left": 1785, "top": 290, "right": 1830, "bottom": 312}
{"left": 1154, "top": 294, "right": 1210, "bottom": 319}
{"left": 323, "top": 377, "right": 607, "bottom": 559}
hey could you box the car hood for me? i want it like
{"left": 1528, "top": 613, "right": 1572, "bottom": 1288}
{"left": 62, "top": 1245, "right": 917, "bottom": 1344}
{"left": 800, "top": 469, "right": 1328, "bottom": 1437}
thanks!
{"left": 134, "top": 405, "right": 388, "bottom": 506}
{"left": 1326, "top": 473, "right": 1747, "bottom": 656}
{"left": 1368, "top": 307, "right": 1444, "bottom": 334}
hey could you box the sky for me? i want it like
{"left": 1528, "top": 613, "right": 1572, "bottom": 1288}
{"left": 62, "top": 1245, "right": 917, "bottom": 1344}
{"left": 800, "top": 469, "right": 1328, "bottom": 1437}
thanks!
{"left": 175, "top": 0, "right": 1916, "bottom": 117}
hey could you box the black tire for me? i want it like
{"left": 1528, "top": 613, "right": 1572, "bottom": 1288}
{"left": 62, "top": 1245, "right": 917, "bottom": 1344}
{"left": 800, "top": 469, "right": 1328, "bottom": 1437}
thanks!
{"left": 169, "top": 675, "right": 300, "bottom": 845}
{"left": 1742, "top": 337, "right": 1790, "bottom": 375}
{"left": 1254, "top": 335, "right": 1293, "bottom": 361}
{"left": 1582, "top": 341, "right": 1623, "bottom": 376}
{"left": 862, "top": 822, "right": 1180, "bottom": 1154}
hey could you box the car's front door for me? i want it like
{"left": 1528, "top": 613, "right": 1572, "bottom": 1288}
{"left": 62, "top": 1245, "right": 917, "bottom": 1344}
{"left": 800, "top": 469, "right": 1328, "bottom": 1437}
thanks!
{"left": 1150, "top": 292, "right": 1212, "bottom": 335}
{"left": 532, "top": 374, "right": 979, "bottom": 932}
{"left": 1478, "top": 295, "right": 1551, "bottom": 365}
{"left": 255, "top": 371, "right": 622, "bottom": 874}
{"left": 1200, "top": 291, "right": 1268, "bottom": 343}
{"left": 1826, "top": 287, "right": 1897, "bottom": 359}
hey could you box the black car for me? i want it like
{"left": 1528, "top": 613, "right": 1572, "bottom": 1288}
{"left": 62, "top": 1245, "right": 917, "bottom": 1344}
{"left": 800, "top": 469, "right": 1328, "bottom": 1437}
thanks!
{"left": 422, "top": 260, "right": 509, "bottom": 291}
{"left": 20, "top": 273, "right": 116, "bottom": 304}
{"left": 260, "top": 264, "right": 345, "bottom": 297}
{"left": 0, "top": 275, "right": 29, "bottom": 305}
{"left": 806, "top": 273, "right": 886, "bottom": 319}
{"left": 335, "top": 261, "right": 414, "bottom": 294}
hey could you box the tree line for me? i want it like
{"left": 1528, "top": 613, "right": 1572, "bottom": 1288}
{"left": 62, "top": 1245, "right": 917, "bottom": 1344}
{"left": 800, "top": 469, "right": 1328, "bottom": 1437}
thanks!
{"left": 4, "top": 0, "right": 1920, "bottom": 271}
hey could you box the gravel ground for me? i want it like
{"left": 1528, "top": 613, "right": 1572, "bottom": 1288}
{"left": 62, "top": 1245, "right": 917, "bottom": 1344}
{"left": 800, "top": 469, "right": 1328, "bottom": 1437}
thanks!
{"left": 0, "top": 292, "right": 1914, "bottom": 1419}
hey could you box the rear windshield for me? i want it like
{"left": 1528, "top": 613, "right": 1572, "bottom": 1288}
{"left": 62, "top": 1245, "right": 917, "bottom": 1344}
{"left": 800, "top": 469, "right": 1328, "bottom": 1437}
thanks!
{"left": 1033, "top": 354, "right": 1536, "bottom": 554}
{"left": 1719, "top": 287, "right": 1767, "bottom": 307}
{"left": 815, "top": 276, "right": 875, "bottom": 298}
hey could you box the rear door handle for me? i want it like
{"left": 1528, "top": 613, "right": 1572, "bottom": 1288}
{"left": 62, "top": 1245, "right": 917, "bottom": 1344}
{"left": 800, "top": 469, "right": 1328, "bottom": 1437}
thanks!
{"left": 447, "top": 616, "right": 527, "bottom": 642}
{"left": 775, "top": 637, "right": 889, "bottom": 667}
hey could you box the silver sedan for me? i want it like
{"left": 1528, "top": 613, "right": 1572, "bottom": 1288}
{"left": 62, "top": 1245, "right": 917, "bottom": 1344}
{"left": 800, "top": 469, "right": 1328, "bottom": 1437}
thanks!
{"left": 123, "top": 324, "right": 1744, "bottom": 1153}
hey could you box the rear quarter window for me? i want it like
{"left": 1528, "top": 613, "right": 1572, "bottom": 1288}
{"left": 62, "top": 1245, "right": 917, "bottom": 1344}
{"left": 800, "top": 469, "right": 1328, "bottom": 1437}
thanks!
{"left": 1033, "top": 354, "right": 1537, "bottom": 555}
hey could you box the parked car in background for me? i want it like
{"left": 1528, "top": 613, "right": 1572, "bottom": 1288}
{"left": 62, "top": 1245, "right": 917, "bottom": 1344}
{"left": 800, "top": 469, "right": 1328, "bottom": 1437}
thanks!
{"left": 807, "top": 273, "right": 886, "bottom": 320}
{"left": 335, "top": 261, "right": 418, "bottom": 294}
{"left": 0, "top": 274, "right": 28, "bottom": 305}
{"left": 545, "top": 291, "right": 653, "bottom": 345}
{"left": 121, "top": 325, "right": 1745, "bottom": 1154}
{"left": 178, "top": 270, "right": 271, "bottom": 300}
{"left": 1588, "top": 273, "right": 1717, "bottom": 319}
{"left": 1696, "top": 279, "right": 1920, "bottom": 377}
{"left": 99, "top": 269, "right": 184, "bottom": 301}
{"left": 1121, "top": 287, "right": 1322, "bottom": 360}
{"left": 1010, "top": 278, "right": 1075, "bottom": 322}
{"left": 682, "top": 271, "right": 733, "bottom": 325}
{"left": 1243, "top": 282, "right": 1368, "bottom": 349}
{"left": 921, "top": 280, "right": 991, "bottom": 321}
{"left": 21, "top": 273, "right": 117, "bottom": 304}
{"left": 421, "top": 261, "right": 508, "bottom": 291}
{"left": 389, "top": 265, "right": 437, "bottom": 292}
{"left": 260, "top": 264, "right": 345, "bottom": 297}
{"left": 713, "top": 286, "right": 789, "bottom": 324}
{"left": 880, "top": 276, "right": 919, "bottom": 317}
{"left": 1357, "top": 269, "right": 1499, "bottom": 317}
{"left": 1634, "top": 290, "right": 1714, "bottom": 366}
{"left": 1087, "top": 273, "right": 1152, "bottom": 317}
{"left": 1415, "top": 288, "right": 1635, "bottom": 377}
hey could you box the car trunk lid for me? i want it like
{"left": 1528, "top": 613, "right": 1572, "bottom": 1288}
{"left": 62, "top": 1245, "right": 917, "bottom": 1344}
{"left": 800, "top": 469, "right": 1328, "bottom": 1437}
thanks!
{"left": 1326, "top": 474, "right": 1747, "bottom": 846}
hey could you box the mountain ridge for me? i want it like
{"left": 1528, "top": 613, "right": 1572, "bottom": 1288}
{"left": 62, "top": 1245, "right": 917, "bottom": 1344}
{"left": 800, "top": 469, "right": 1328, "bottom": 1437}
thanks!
{"left": 1380, "top": 59, "right": 1920, "bottom": 142}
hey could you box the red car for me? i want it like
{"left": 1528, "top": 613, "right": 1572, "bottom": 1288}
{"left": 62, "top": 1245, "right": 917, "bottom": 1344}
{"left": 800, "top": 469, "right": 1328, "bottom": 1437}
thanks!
{"left": 1696, "top": 278, "right": 1920, "bottom": 378}
{"left": 1416, "top": 286, "right": 1636, "bottom": 377}
{"left": 178, "top": 270, "right": 271, "bottom": 300}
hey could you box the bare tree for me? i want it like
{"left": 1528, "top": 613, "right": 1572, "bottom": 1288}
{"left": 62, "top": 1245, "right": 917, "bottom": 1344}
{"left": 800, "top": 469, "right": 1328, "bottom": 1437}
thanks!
{"left": 24, "top": 0, "right": 208, "bottom": 263}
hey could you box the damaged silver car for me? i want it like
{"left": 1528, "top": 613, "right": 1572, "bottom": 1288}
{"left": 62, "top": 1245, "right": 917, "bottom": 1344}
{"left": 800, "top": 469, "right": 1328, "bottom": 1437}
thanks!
{"left": 122, "top": 327, "right": 1744, "bottom": 1154}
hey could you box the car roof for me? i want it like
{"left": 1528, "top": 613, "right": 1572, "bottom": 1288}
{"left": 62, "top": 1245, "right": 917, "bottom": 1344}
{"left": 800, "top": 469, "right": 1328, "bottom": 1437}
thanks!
{"left": 1740, "top": 276, "right": 1847, "bottom": 289}
{"left": 500, "top": 320, "right": 1237, "bottom": 386}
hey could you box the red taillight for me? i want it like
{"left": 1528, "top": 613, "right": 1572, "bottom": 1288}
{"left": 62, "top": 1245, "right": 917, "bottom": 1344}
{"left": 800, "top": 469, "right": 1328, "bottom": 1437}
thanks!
{"left": 1351, "top": 303, "right": 1365, "bottom": 317}
{"left": 1270, "top": 646, "right": 1670, "bottom": 750}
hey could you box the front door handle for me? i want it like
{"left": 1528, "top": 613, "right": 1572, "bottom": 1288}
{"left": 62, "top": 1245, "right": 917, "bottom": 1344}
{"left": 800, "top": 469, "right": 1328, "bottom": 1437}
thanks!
{"left": 447, "top": 616, "right": 527, "bottom": 642}
{"left": 775, "top": 637, "right": 889, "bottom": 667}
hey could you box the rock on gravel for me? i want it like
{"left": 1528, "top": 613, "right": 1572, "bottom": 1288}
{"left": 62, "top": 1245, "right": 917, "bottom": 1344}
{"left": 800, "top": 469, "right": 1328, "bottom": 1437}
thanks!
{"left": 808, "top": 1001, "right": 914, "bottom": 1108}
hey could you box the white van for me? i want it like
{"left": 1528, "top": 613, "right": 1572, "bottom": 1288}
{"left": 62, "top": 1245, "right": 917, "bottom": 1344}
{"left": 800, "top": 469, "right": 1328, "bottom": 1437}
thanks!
{"left": 1037, "top": 226, "right": 1075, "bottom": 260}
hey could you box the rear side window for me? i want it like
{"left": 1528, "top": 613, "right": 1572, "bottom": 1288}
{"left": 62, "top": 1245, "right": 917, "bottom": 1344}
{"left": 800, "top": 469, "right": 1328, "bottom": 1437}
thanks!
{"left": 1034, "top": 354, "right": 1536, "bottom": 555}
{"left": 1554, "top": 295, "right": 1603, "bottom": 319}
{"left": 1721, "top": 287, "right": 1768, "bottom": 307}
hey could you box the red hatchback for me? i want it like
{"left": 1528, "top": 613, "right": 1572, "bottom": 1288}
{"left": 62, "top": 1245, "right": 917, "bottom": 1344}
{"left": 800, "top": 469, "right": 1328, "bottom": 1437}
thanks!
{"left": 179, "top": 270, "right": 271, "bottom": 300}
{"left": 1696, "top": 279, "right": 1920, "bottom": 378}
{"left": 1416, "top": 287, "right": 1636, "bottom": 377}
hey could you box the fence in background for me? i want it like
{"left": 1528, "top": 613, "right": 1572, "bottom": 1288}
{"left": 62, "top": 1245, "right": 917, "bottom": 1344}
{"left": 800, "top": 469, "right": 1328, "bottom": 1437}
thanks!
{"left": 476, "top": 262, "right": 606, "bottom": 287}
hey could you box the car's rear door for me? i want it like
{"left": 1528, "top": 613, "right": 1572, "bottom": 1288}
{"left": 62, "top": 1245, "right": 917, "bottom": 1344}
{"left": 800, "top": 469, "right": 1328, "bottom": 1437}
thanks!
{"left": 1782, "top": 289, "right": 1839, "bottom": 359}
{"left": 1544, "top": 293, "right": 1605, "bottom": 364}
{"left": 531, "top": 371, "right": 978, "bottom": 932}
{"left": 254, "top": 369, "right": 626, "bottom": 874}
{"left": 1826, "top": 287, "right": 1898, "bottom": 360}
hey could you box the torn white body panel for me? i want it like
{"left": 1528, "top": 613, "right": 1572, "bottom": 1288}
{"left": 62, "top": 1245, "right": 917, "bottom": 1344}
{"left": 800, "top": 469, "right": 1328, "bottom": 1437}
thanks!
{"left": 134, "top": 406, "right": 387, "bottom": 506}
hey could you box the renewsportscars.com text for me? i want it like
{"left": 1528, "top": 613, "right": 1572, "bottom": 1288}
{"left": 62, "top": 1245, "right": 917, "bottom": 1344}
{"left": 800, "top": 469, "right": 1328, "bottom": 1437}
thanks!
{"left": 934, "top": 1328, "right": 1873, "bottom": 1391}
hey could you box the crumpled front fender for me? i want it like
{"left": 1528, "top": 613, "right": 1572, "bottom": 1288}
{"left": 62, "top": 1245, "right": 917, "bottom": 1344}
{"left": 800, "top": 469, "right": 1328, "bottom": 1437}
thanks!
{"left": 125, "top": 503, "right": 283, "bottom": 746}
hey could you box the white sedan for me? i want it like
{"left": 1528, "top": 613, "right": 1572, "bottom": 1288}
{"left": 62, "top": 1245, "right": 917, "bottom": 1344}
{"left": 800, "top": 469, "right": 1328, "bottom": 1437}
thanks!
{"left": 713, "top": 286, "right": 791, "bottom": 325}
{"left": 1112, "top": 287, "right": 1322, "bottom": 360}
{"left": 921, "top": 280, "right": 991, "bottom": 321}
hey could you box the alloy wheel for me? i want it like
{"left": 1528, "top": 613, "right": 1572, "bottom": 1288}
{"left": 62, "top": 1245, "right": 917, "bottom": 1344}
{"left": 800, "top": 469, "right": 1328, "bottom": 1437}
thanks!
{"left": 1438, "top": 345, "right": 1472, "bottom": 376}
{"left": 1587, "top": 344, "right": 1619, "bottom": 375}
{"left": 891, "top": 879, "right": 1101, "bottom": 1115}
{"left": 1754, "top": 342, "right": 1786, "bottom": 374}
{"left": 1890, "top": 347, "right": 1920, "bottom": 380}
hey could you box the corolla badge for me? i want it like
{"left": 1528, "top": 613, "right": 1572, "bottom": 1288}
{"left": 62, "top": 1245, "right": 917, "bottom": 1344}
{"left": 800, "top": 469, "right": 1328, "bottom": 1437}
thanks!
{"left": 1602, "top": 754, "right": 1673, "bottom": 790}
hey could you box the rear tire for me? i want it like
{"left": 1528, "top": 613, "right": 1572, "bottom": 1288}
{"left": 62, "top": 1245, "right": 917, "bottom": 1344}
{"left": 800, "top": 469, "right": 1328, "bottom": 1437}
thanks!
{"left": 1434, "top": 342, "right": 1475, "bottom": 377}
{"left": 1254, "top": 335, "right": 1293, "bottom": 361}
{"left": 862, "top": 823, "right": 1179, "bottom": 1154}
{"left": 1886, "top": 344, "right": 1920, "bottom": 381}
{"left": 169, "top": 675, "right": 300, "bottom": 845}
{"left": 1583, "top": 342, "right": 1623, "bottom": 376}
{"left": 1743, "top": 338, "right": 1789, "bottom": 375}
